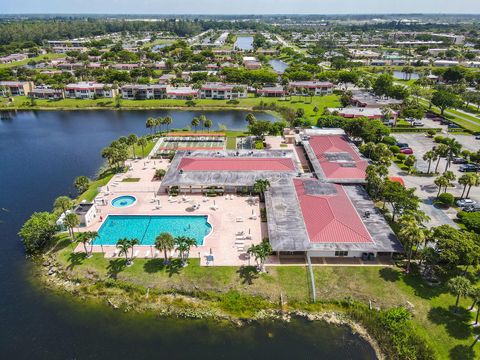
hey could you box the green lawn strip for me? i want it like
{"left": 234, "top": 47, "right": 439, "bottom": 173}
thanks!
{"left": 54, "top": 240, "right": 480, "bottom": 359}
{"left": 418, "top": 99, "right": 480, "bottom": 133}
{"left": 0, "top": 53, "right": 64, "bottom": 69}
{"left": 77, "top": 169, "right": 116, "bottom": 203}
{"left": 0, "top": 94, "right": 340, "bottom": 125}
{"left": 121, "top": 178, "right": 140, "bottom": 182}
{"left": 133, "top": 140, "right": 156, "bottom": 158}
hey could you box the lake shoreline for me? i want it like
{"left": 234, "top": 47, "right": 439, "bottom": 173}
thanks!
{"left": 35, "top": 253, "right": 384, "bottom": 360}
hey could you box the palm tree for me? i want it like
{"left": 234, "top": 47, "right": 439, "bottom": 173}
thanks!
{"left": 466, "top": 173, "right": 480, "bottom": 198}
{"left": 137, "top": 137, "right": 148, "bottom": 158}
{"left": 116, "top": 238, "right": 139, "bottom": 265}
{"left": 77, "top": 231, "right": 98, "bottom": 258}
{"left": 53, "top": 196, "right": 73, "bottom": 216}
{"left": 174, "top": 236, "right": 197, "bottom": 265}
{"left": 155, "top": 117, "right": 162, "bottom": 134}
{"left": 253, "top": 179, "right": 271, "bottom": 201}
{"left": 116, "top": 238, "right": 132, "bottom": 265}
{"left": 155, "top": 232, "right": 175, "bottom": 264}
{"left": 423, "top": 150, "right": 437, "bottom": 174}
{"left": 204, "top": 118, "right": 213, "bottom": 132}
{"left": 470, "top": 287, "right": 480, "bottom": 324}
{"left": 246, "top": 113, "right": 256, "bottom": 125}
{"left": 146, "top": 117, "right": 155, "bottom": 134}
{"left": 191, "top": 117, "right": 200, "bottom": 132}
{"left": 127, "top": 133, "right": 138, "bottom": 158}
{"left": 444, "top": 138, "right": 462, "bottom": 173}
{"left": 447, "top": 276, "right": 471, "bottom": 313}
{"left": 459, "top": 174, "right": 471, "bottom": 199}
{"left": 163, "top": 116, "right": 172, "bottom": 132}
{"left": 434, "top": 144, "right": 448, "bottom": 173}
{"left": 434, "top": 176, "right": 450, "bottom": 198}
{"left": 398, "top": 214, "right": 425, "bottom": 273}
{"left": 199, "top": 115, "right": 207, "bottom": 131}
{"left": 64, "top": 212, "right": 79, "bottom": 241}
{"left": 247, "top": 239, "right": 272, "bottom": 272}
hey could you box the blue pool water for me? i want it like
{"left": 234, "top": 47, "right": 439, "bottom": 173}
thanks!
{"left": 111, "top": 195, "right": 137, "bottom": 208}
{"left": 94, "top": 215, "right": 212, "bottom": 246}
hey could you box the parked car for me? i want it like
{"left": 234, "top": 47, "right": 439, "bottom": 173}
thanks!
{"left": 440, "top": 119, "right": 451, "bottom": 125}
{"left": 463, "top": 204, "right": 480, "bottom": 212}
{"left": 400, "top": 147, "right": 413, "bottom": 154}
{"left": 475, "top": 135, "right": 480, "bottom": 140}
{"left": 396, "top": 142, "right": 409, "bottom": 149}
{"left": 459, "top": 164, "right": 479, "bottom": 172}
{"left": 452, "top": 157, "right": 468, "bottom": 164}
{"left": 412, "top": 120, "right": 425, "bottom": 127}
{"left": 456, "top": 198, "right": 477, "bottom": 207}
{"left": 448, "top": 123, "right": 460, "bottom": 129}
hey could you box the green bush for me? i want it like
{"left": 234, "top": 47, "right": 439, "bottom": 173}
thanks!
{"left": 382, "top": 136, "right": 397, "bottom": 146}
{"left": 459, "top": 212, "right": 480, "bottom": 233}
{"left": 390, "top": 145, "right": 401, "bottom": 154}
{"left": 255, "top": 140, "right": 265, "bottom": 150}
{"left": 434, "top": 135, "right": 445, "bottom": 143}
{"left": 437, "top": 193, "right": 455, "bottom": 207}
{"left": 397, "top": 154, "right": 406, "bottom": 161}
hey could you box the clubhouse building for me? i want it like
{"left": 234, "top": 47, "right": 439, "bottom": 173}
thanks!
{"left": 160, "top": 129, "right": 402, "bottom": 260}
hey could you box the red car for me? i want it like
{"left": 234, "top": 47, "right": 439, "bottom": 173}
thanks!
{"left": 400, "top": 147, "right": 413, "bottom": 154}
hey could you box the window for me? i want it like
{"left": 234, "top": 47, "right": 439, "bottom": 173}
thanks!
{"left": 335, "top": 251, "right": 348, "bottom": 257}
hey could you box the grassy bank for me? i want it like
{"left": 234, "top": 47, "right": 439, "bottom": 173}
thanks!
{"left": 47, "top": 237, "right": 480, "bottom": 360}
{"left": 0, "top": 94, "right": 339, "bottom": 123}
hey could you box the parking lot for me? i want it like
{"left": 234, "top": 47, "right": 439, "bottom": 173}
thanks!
{"left": 390, "top": 132, "right": 480, "bottom": 227}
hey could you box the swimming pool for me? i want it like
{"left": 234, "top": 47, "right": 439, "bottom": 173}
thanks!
{"left": 93, "top": 215, "right": 212, "bottom": 246}
{"left": 111, "top": 195, "right": 137, "bottom": 208}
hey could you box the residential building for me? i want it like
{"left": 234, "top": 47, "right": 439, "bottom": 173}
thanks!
{"left": 0, "top": 81, "right": 34, "bottom": 96}
{"left": 111, "top": 63, "right": 139, "bottom": 71}
{"left": 288, "top": 81, "right": 334, "bottom": 96}
{"left": 165, "top": 86, "right": 198, "bottom": 99}
{"left": 121, "top": 84, "right": 167, "bottom": 100}
{"left": 29, "top": 88, "right": 65, "bottom": 100}
{"left": 199, "top": 82, "right": 247, "bottom": 100}
{"left": 257, "top": 86, "right": 287, "bottom": 97}
{"left": 350, "top": 90, "right": 403, "bottom": 108}
{"left": 65, "top": 82, "right": 118, "bottom": 99}
{"left": 327, "top": 107, "right": 397, "bottom": 120}
{"left": 0, "top": 53, "right": 28, "bottom": 64}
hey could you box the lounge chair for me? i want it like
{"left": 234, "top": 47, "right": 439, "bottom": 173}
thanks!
{"left": 236, "top": 217, "right": 244, "bottom": 222}
{"left": 112, "top": 248, "right": 119, "bottom": 258}
{"left": 236, "top": 235, "right": 245, "bottom": 240}
{"left": 133, "top": 250, "right": 139, "bottom": 258}
{"left": 155, "top": 205, "right": 162, "bottom": 209}
{"left": 234, "top": 240, "right": 245, "bottom": 245}
{"left": 236, "top": 231, "right": 244, "bottom": 236}
{"left": 145, "top": 250, "right": 151, "bottom": 258}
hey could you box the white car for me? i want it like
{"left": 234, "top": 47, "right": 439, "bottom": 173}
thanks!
{"left": 412, "top": 121, "right": 425, "bottom": 127}
{"left": 456, "top": 199, "right": 477, "bottom": 208}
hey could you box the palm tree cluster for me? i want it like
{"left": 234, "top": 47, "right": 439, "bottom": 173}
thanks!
{"left": 190, "top": 114, "right": 213, "bottom": 132}
{"left": 154, "top": 232, "right": 197, "bottom": 266}
{"left": 247, "top": 239, "right": 272, "bottom": 272}
{"left": 116, "top": 238, "right": 140, "bottom": 266}
{"left": 146, "top": 116, "right": 173, "bottom": 135}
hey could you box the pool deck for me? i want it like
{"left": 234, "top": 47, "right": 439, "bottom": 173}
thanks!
{"left": 75, "top": 158, "right": 265, "bottom": 266}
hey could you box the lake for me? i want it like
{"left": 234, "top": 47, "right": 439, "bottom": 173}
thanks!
{"left": 269, "top": 59, "right": 289, "bottom": 74}
{"left": 235, "top": 36, "right": 254, "bottom": 51}
{"left": 392, "top": 71, "right": 420, "bottom": 80}
{"left": 0, "top": 109, "right": 377, "bottom": 359}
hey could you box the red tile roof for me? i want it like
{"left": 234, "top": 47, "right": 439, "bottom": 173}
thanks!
{"left": 178, "top": 158, "right": 296, "bottom": 172}
{"left": 308, "top": 135, "right": 367, "bottom": 180}
{"left": 293, "top": 179, "right": 373, "bottom": 244}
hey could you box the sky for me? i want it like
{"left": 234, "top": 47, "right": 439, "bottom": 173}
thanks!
{"left": 2, "top": 0, "right": 480, "bottom": 15}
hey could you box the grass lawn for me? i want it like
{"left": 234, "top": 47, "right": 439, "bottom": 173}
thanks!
{"left": 77, "top": 169, "right": 116, "bottom": 203}
{"left": 0, "top": 94, "right": 340, "bottom": 125}
{"left": 133, "top": 140, "right": 156, "bottom": 158}
{"left": 0, "top": 53, "right": 64, "bottom": 69}
{"left": 55, "top": 236, "right": 480, "bottom": 359}
{"left": 418, "top": 99, "right": 480, "bottom": 133}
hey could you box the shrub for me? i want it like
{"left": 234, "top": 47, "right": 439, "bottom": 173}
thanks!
{"left": 18, "top": 212, "right": 58, "bottom": 253}
{"left": 397, "top": 154, "right": 406, "bottom": 161}
{"left": 426, "top": 129, "right": 436, "bottom": 137}
{"left": 254, "top": 140, "right": 265, "bottom": 150}
{"left": 437, "top": 193, "right": 454, "bottom": 208}
{"left": 382, "top": 136, "right": 397, "bottom": 146}
{"left": 434, "top": 135, "right": 445, "bottom": 143}
{"left": 155, "top": 169, "right": 166, "bottom": 180}
{"left": 390, "top": 145, "right": 401, "bottom": 154}
{"left": 459, "top": 212, "right": 480, "bottom": 233}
